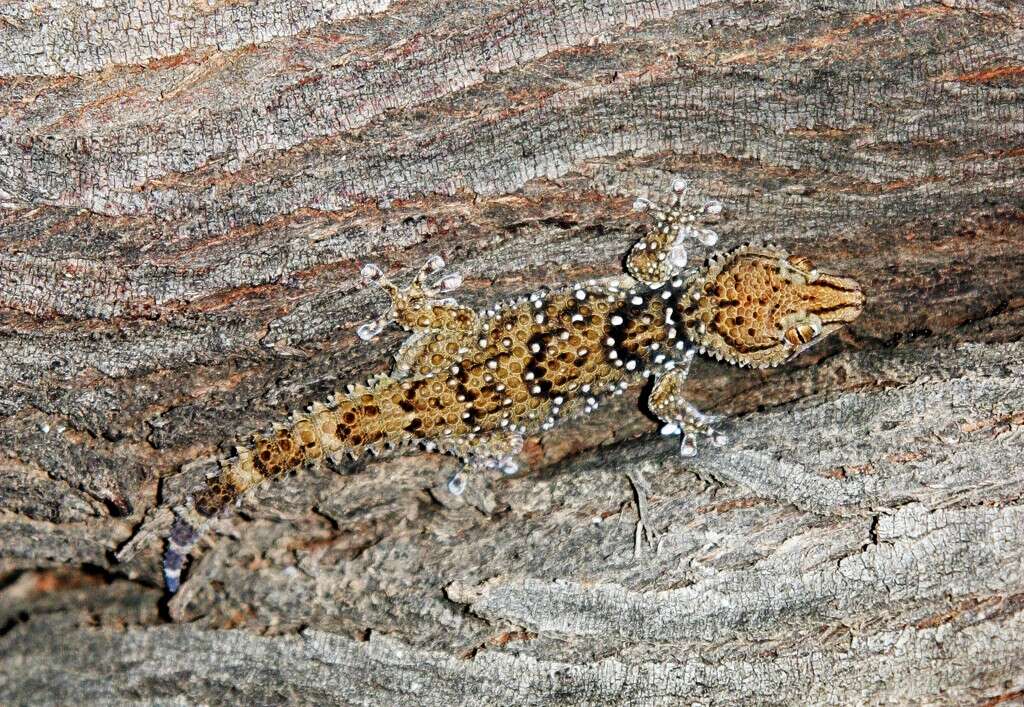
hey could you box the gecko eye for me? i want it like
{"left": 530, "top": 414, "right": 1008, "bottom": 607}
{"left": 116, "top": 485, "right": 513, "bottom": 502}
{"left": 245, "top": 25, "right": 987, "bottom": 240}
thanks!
{"left": 783, "top": 323, "right": 818, "bottom": 346}
{"left": 787, "top": 255, "right": 815, "bottom": 272}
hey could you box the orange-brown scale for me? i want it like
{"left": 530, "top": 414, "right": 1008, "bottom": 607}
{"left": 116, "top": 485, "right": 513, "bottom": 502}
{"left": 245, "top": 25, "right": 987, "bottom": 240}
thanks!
{"left": 685, "top": 256, "right": 788, "bottom": 356}
{"left": 192, "top": 393, "right": 399, "bottom": 517}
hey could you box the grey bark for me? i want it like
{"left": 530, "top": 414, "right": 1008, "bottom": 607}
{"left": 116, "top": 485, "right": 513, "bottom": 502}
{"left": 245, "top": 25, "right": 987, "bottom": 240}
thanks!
{"left": 1, "top": 0, "right": 1023, "bottom": 704}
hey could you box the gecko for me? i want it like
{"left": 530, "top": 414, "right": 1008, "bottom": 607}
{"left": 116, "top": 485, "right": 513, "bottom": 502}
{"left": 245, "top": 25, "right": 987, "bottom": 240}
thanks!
{"left": 159, "top": 180, "right": 864, "bottom": 593}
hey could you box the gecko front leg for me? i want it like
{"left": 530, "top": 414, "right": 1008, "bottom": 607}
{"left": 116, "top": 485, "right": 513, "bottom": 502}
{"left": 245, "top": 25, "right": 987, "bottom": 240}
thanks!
{"left": 647, "top": 352, "right": 728, "bottom": 457}
{"left": 627, "top": 179, "right": 723, "bottom": 287}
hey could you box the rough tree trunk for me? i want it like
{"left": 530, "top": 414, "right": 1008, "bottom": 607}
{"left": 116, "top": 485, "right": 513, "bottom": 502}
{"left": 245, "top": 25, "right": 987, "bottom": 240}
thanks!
{"left": 1, "top": 1, "right": 1023, "bottom": 704}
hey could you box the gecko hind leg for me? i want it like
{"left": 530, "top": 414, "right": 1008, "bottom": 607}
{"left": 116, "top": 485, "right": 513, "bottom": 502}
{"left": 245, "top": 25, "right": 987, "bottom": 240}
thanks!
{"left": 357, "top": 255, "right": 476, "bottom": 341}
{"left": 627, "top": 178, "right": 724, "bottom": 287}
{"left": 358, "top": 255, "right": 483, "bottom": 378}
{"left": 436, "top": 432, "right": 525, "bottom": 496}
{"left": 647, "top": 363, "right": 728, "bottom": 458}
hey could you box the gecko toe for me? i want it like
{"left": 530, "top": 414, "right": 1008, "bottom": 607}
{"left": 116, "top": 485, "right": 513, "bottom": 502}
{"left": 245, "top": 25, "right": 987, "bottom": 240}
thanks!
{"left": 679, "top": 433, "right": 698, "bottom": 458}
{"left": 361, "top": 263, "right": 383, "bottom": 281}
{"left": 357, "top": 319, "right": 386, "bottom": 341}
{"left": 447, "top": 472, "right": 467, "bottom": 496}
{"left": 702, "top": 199, "right": 723, "bottom": 215}
{"left": 432, "top": 271, "right": 463, "bottom": 293}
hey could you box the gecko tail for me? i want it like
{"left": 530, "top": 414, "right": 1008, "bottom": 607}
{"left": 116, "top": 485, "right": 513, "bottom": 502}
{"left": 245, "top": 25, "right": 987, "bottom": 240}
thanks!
{"left": 163, "top": 514, "right": 201, "bottom": 593}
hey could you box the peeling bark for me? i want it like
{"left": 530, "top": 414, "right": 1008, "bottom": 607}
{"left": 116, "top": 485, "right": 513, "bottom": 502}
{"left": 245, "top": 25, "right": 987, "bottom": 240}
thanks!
{"left": 1, "top": 1, "right": 1023, "bottom": 704}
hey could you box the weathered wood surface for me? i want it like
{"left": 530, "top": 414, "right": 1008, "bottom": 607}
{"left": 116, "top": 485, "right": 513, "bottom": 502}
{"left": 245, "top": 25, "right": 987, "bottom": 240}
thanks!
{"left": 1, "top": 1, "right": 1023, "bottom": 704}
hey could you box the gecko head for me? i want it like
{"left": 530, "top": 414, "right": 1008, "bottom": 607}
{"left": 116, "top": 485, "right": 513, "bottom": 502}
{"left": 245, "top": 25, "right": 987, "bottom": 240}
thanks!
{"left": 680, "top": 243, "right": 864, "bottom": 368}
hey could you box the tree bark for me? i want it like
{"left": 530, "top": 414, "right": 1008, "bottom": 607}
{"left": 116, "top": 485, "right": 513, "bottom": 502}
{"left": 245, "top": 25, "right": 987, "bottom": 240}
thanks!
{"left": 1, "top": 1, "right": 1023, "bottom": 704}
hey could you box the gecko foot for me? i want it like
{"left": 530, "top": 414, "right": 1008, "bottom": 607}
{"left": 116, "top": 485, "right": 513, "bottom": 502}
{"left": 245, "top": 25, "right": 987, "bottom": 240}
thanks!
{"left": 447, "top": 455, "right": 520, "bottom": 496}
{"left": 357, "top": 255, "right": 468, "bottom": 340}
{"left": 441, "top": 434, "right": 523, "bottom": 496}
{"left": 627, "top": 178, "right": 724, "bottom": 285}
{"left": 649, "top": 367, "right": 728, "bottom": 458}
{"left": 661, "top": 421, "right": 728, "bottom": 457}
